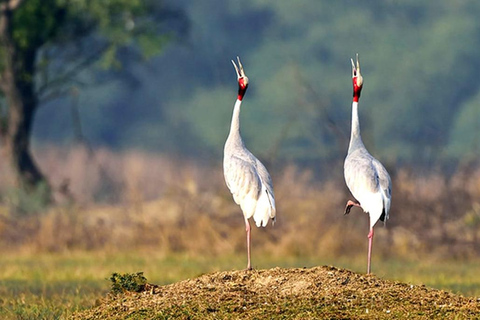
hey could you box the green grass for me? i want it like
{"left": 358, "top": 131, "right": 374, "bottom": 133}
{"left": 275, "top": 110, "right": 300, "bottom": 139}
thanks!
{"left": 0, "top": 251, "right": 478, "bottom": 319}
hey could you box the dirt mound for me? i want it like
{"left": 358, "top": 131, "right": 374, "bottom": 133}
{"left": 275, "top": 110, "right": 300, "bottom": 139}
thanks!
{"left": 72, "top": 266, "right": 480, "bottom": 319}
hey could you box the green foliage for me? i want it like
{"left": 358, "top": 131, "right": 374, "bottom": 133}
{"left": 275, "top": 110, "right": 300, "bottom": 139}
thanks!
{"left": 107, "top": 0, "right": 477, "bottom": 165}
{"left": 109, "top": 272, "right": 147, "bottom": 295}
{"left": 137, "top": 33, "right": 170, "bottom": 60}
{"left": 28, "top": 0, "right": 480, "bottom": 167}
{"left": 12, "top": 0, "right": 66, "bottom": 50}
{"left": 0, "top": 0, "right": 181, "bottom": 197}
{"left": 1, "top": 0, "right": 175, "bottom": 77}
{"left": 182, "top": 86, "right": 232, "bottom": 151}
{"left": 67, "top": 0, "right": 171, "bottom": 68}
{"left": 446, "top": 89, "right": 480, "bottom": 159}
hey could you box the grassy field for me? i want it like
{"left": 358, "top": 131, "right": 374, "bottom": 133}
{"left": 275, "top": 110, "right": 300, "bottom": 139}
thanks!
{"left": 2, "top": 149, "right": 480, "bottom": 317}
{"left": 0, "top": 251, "right": 479, "bottom": 319}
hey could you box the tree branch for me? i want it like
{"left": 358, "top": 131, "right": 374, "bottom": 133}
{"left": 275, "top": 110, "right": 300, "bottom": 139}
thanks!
{"left": 39, "top": 79, "right": 86, "bottom": 104}
{"left": 38, "top": 42, "right": 110, "bottom": 102}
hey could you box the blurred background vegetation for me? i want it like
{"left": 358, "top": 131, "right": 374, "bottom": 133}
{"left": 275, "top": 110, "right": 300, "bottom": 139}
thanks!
{"left": 30, "top": 0, "right": 480, "bottom": 168}
{"left": 1, "top": 0, "right": 480, "bottom": 317}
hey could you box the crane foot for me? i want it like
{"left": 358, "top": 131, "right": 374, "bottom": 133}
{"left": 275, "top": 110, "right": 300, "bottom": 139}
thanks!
{"left": 344, "top": 199, "right": 360, "bottom": 215}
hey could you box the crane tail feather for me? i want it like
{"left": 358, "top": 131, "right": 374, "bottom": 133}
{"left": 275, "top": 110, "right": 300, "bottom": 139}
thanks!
{"left": 253, "top": 188, "right": 276, "bottom": 228}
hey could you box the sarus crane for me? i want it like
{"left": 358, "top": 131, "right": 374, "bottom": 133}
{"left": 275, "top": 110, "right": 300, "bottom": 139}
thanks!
{"left": 223, "top": 56, "right": 276, "bottom": 270}
{"left": 344, "top": 54, "right": 392, "bottom": 274}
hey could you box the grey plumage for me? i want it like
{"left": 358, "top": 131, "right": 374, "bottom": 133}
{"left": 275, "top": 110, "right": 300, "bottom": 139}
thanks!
{"left": 223, "top": 57, "right": 276, "bottom": 269}
{"left": 344, "top": 54, "right": 392, "bottom": 274}
{"left": 224, "top": 150, "right": 276, "bottom": 227}
{"left": 344, "top": 142, "right": 392, "bottom": 227}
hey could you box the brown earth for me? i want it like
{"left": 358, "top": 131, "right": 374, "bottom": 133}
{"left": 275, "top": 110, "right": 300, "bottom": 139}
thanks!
{"left": 72, "top": 266, "right": 480, "bottom": 319}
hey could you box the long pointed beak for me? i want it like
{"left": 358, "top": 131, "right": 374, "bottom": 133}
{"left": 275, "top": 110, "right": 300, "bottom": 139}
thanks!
{"left": 351, "top": 58, "right": 356, "bottom": 77}
{"left": 351, "top": 53, "right": 361, "bottom": 77}
{"left": 355, "top": 53, "right": 360, "bottom": 74}
{"left": 231, "top": 56, "right": 246, "bottom": 79}
{"left": 237, "top": 56, "right": 245, "bottom": 77}
{"left": 231, "top": 59, "right": 240, "bottom": 79}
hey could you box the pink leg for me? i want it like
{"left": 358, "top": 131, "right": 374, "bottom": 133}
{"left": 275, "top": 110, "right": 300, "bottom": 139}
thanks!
{"left": 367, "top": 227, "right": 374, "bottom": 274}
{"left": 245, "top": 218, "right": 252, "bottom": 270}
{"left": 344, "top": 199, "right": 361, "bottom": 215}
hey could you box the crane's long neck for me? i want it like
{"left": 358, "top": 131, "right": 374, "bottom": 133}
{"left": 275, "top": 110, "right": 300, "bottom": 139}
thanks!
{"left": 348, "top": 101, "right": 365, "bottom": 154}
{"left": 226, "top": 99, "right": 245, "bottom": 148}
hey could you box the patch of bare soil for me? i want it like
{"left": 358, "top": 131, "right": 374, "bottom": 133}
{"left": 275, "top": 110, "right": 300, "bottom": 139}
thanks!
{"left": 72, "top": 266, "right": 480, "bottom": 319}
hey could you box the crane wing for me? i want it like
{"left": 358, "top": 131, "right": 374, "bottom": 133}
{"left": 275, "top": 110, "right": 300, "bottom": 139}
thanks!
{"left": 344, "top": 149, "right": 392, "bottom": 226}
{"left": 372, "top": 158, "right": 392, "bottom": 218}
{"left": 344, "top": 153, "right": 379, "bottom": 195}
{"left": 224, "top": 151, "right": 276, "bottom": 226}
{"left": 255, "top": 158, "right": 275, "bottom": 203}
{"left": 224, "top": 154, "right": 262, "bottom": 206}
{"left": 254, "top": 157, "right": 276, "bottom": 225}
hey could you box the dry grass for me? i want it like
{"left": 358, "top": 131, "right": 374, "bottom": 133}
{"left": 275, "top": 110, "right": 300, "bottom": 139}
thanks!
{"left": 1, "top": 146, "right": 480, "bottom": 319}
{"left": 71, "top": 265, "right": 480, "bottom": 319}
{"left": 0, "top": 145, "right": 479, "bottom": 261}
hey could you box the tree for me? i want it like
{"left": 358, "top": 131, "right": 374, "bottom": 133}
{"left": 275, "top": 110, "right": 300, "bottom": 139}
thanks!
{"left": 0, "top": 0, "right": 185, "bottom": 197}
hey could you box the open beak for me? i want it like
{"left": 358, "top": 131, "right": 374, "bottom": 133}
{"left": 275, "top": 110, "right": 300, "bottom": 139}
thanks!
{"left": 350, "top": 53, "right": 363, "bottom": 86}
{"left": 231, "top": 56, "right": 246, "bottom": 80}
{"left": 351, "top": 53, "right": 361, "bottom": 77}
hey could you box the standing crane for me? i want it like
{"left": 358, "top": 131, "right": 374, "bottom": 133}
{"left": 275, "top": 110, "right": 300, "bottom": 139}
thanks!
{"left": 223, "top": 56, "right": 276, "bottom": 270}
{"left": 344, "top": 54, "right": 392, "bottom": 274}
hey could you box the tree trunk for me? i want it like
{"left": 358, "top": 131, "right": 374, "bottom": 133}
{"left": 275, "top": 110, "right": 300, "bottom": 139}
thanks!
{"left": 4, "top": 59, "right": 47, "bottom": 191}
{"left": 0, "top": 3, "right": 50, "bottom": 195}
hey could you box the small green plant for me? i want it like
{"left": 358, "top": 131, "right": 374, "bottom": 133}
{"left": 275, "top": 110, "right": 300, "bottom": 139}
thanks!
{"left": 109, "top": 272, "right": 147, "bottom": 294}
